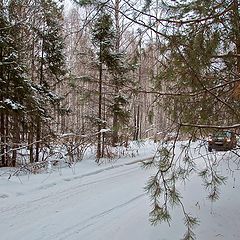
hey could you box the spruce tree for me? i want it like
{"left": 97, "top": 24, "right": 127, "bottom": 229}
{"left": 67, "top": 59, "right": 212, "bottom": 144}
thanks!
{"left": 72, "top": 1, "right": 133, "bottom": 157}
{"left": 91, "top": 12, "right": 115, "bottom": 160}
{"left": 33, "top": 0, "right": 66, "bottom": 162}
{"left": 0, "top": 1, "right": 41, "bottom": 166}
{"left": 0, "top": 0, "right": 66, "bottom": 166}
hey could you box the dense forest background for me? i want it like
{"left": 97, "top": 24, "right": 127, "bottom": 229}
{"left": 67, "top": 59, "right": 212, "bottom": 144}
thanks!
{"left": 0, "top": 0, "right": 239, "bottom": 167}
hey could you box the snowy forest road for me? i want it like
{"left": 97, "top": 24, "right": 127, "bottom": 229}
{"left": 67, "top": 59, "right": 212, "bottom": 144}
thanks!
{"left": 0, "top": 161, "right": 165, "bottom": 240}
{"left": 1, "top": 152, "right": 240, "bottom": 240}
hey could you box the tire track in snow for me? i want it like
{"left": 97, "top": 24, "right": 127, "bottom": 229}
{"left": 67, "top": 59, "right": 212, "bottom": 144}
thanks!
{"left": 61, "top": 157, "right": 152, "bottom": 182}
{"left": 46, "top": 193, "right": 146, "bottom": 240}
{"left": 0, "top": 158, "right": 152, "bottom": 240}
{"left": 0, "top": 164, "right": 141, "bottom": 220}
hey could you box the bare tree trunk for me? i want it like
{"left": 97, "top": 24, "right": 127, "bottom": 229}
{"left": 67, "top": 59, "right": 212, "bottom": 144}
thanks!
{"left": 233, "top": 0, "right": 240, "bottom": 74}
{"left": 232, "top": 0, "right": 240, "bottom": 97}
{"left": 0, "top": 41, "right": 5, "bottom": 166}
{"left": 96, "top": 42, "right": 103, "bottom": 161}
{"left": 0, "top": 113, "right": 5, "bottom": 166}
{"left": 11, "top": 114, "right": 19, "bottom": 167}
{"left": 133, "top": 37, "right": 142, "bottom": 141}
{"left": 35, "top": 37, "right": 45, "bottom": 163}
{"left": 35, "top": 119, "right": 40, "bottom": 162}
{"left": 112, "top": 0, "right": 121, "bottom": 146}
{"left": 101, "top": 91, "right": 106, "bottom": 157}
{"left": 5, "top": 113, "right": 9, "bottom": 166}
{"left": 29, "top": 122, "right": 34, "bottom": 163}
{"left": 133, "top": 104, "right": 140, "bottom": 141}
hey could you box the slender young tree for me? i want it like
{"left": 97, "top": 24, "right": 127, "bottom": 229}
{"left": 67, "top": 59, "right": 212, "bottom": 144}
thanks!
{"left": 91, "top": 12, "right": 116, "bottom": 160}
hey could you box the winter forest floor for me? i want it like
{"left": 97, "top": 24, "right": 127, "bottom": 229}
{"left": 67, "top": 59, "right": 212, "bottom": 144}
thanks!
{"left": 0, "top": 140, "right": 240, "bottom": 240}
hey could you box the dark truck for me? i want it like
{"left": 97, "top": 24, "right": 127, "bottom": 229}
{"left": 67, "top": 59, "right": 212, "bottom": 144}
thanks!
{"left": 207, "top": 131, "right": 237, "bottom": 152}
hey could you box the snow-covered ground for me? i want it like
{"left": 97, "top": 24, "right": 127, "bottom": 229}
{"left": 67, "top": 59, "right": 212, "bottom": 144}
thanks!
{"left": 0, "top": 141, "right": 240, "bottom": 240}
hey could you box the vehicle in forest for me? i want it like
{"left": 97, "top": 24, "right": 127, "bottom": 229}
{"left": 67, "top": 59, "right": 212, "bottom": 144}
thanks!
{"left": 207, "top": 131, "right": 237, "bottom": 152}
